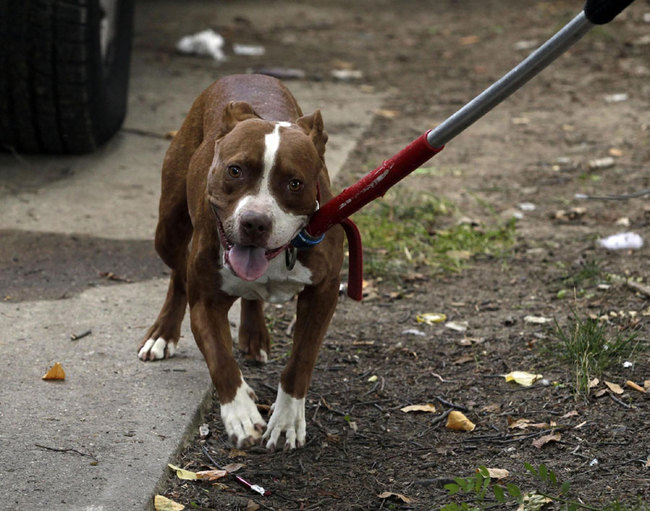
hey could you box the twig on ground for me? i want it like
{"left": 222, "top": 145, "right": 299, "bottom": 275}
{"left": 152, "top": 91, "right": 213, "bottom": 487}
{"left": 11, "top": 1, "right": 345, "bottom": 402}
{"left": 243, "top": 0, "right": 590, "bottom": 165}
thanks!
{"left": 608, "top": 392, "right": 632, "bottom": 409}
{"left": 417, "top": 409, "right": 451, "bottom": 438}
{"left": 435, "top": 395, "right": 469, "bottom": 412}
{"left": 35, "top": 443, "right": 97, "bottom": 461}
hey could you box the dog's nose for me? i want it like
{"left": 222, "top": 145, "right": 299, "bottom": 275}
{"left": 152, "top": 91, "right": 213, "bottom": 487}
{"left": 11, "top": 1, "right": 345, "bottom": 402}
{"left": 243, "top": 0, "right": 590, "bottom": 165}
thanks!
{"left": 240, "top": 211, "right": 272, "bottom": 244}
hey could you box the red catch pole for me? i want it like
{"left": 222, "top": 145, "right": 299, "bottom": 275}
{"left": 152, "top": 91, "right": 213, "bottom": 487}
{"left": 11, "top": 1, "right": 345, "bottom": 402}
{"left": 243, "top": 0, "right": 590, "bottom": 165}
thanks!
{"left": 306, "top": 131, "right": 443, "bottom": 238}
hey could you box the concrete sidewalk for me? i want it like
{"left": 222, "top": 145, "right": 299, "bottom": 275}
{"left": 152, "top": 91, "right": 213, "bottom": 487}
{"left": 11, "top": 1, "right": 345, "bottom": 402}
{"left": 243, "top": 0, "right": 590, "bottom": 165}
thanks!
{"left": 0, "top": 3, "right": 383, "bottom": 510}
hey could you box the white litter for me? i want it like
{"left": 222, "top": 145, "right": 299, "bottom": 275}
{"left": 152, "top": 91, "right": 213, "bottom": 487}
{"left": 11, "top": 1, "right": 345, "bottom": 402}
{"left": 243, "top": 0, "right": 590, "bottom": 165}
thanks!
{"left": 176, "top": 29, "right": 226, "bottom": 61}
{"left": 518, "top": 202, "right": 536, "bottom": 212}
{"left": 401, "top": 328, "right": 426, "bottom": 337}
{"left": 233, "top": 43, "right": 266, "bottom": 56}
{"left": 331, "top": 69, "right": 363, "bottom": 81}
{"left": 597, "top": 232, "right": 644, "bottom": 251}
{"left": 513, "top": 40, "right": 538, "bottom": 51}
{"left": 604, "top": 93, "right": 629, "bottom": 103}
{"left": 623, "top": 361, "right": 634, "bottom": 369}
{"left": 445, "top": 321, "right": 468, "bottom": 332}
{"left": 524, "top": 315, "right": 552, "bottom": 324}
{"left": 588, "top": 156, "right": 616, "bottom": 170}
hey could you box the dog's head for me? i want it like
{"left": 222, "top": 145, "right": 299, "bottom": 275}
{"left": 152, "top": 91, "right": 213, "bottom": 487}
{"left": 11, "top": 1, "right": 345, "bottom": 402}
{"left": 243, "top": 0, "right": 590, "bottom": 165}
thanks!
{"left": 207, "top": 101, "right": 327, "bottom": 281}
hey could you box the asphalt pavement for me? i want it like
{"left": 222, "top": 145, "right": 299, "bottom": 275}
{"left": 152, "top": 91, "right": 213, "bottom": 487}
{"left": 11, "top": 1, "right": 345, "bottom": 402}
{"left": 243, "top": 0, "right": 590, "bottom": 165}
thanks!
{"left": 0, "top": 2, "right": 382, "bottom": 510}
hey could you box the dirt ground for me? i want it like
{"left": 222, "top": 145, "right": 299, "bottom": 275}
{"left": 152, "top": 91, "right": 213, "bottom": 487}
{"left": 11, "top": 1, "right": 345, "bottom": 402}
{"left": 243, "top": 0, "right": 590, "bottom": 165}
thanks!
{"left": 155, "top": 0, "right": 649, "bottom": 509}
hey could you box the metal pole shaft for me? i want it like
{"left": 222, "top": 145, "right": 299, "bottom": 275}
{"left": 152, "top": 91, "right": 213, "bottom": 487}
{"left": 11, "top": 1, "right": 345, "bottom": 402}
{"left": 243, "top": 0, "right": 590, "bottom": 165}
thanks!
{"left": 427, "top": 12, "right": 593, "bottom": 148}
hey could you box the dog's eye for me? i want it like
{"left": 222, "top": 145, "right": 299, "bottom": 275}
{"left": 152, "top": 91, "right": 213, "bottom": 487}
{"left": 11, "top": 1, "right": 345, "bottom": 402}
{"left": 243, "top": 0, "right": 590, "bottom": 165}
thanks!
{"left": 288, "top": 179, "right": 303, "bottom": 192}
{"left": 227, "top": 165, "right": 242, "bottom": 178}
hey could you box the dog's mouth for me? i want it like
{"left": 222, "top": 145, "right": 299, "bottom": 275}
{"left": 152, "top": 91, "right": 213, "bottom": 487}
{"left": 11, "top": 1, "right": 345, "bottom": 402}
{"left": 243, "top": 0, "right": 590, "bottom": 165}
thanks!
{"left": 214, "top": 209, "right": 289, "bottom": 282}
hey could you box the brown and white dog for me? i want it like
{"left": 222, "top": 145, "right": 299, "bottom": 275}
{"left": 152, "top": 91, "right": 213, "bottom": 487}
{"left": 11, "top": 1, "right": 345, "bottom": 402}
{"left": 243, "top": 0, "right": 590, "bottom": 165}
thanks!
{"left": 137, "top": 74, "right": 344, "bottom": 450}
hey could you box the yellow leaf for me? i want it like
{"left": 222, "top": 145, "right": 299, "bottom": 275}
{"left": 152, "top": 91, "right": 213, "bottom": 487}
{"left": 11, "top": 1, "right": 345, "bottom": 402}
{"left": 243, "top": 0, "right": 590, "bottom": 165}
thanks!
{"left": 604, "top": 381, "right": 624, "bottom": 395}
{"left": 154, "top": 495, "right": 185, "bottom": 511}
{"left": 588, "top": 378, "right": 600, "bottom": 389}
{"left": 482, "top": 467, "right": 510, "bottom": 480}
{"left": 401, "top": 403, "right": 437, "bottom": 413}
{"left": 446, "top": 410, "right": 476, "bottom": 432}
{"left": 416, "top": 312, "right": 446, "bottom": 325}
{"left": 42, "top": 362, "right": 66, "bottom": 381}
{"left": 168, "top": 463, "right": 197, "bottom": 480}
{"left": 377, "top": 491, "right": 412, "bottom": 503}
{"left": 625, "top": 380, "right": 646, "bottom": 393}
{"left": 504, "top": 371, "right": 542, "bottom": 387}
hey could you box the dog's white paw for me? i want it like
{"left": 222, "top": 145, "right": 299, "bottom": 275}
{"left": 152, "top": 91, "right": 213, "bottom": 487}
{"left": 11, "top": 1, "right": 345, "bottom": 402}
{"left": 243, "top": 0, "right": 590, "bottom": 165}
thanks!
{"left": 138, "top": 337, "right": 176, "bottom": 361}
{"left": 221, "top": 380, "right": 266, "bottom": 448}
{"left": 263, "top": 385, "right": 306, "bottom": 450}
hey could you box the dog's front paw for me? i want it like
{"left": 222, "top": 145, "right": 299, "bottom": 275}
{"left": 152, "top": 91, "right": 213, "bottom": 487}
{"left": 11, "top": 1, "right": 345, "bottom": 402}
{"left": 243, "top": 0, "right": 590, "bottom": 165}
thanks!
{"left": 263, "top": 385, "right": 306, "bottom": 450}
{"left": 138, "top": 337, "right": 177, "bottom": 361}
{"left": 221, "top": 381, "right": 267, "bottom": 448}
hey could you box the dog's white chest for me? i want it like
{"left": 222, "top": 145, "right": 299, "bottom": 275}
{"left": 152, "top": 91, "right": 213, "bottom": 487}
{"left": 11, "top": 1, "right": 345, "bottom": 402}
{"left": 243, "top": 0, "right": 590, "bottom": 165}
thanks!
{"left": 219, "top": 253, "right": 312, "bottom": 303}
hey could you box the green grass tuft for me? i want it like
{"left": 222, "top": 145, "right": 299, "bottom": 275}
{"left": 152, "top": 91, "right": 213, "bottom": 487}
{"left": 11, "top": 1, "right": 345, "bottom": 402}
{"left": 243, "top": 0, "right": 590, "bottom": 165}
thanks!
{"left": 551, "top": 311, "right": 638, "bottom": 397}
{"left": 351, "top": 191, "right": 516, "bottom": 279}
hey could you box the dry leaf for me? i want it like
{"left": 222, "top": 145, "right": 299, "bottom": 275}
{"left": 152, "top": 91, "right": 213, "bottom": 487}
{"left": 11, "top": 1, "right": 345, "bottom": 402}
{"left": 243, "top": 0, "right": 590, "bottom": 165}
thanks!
{"left": 42, "top": 362, "right": 66, "bottom": 381}
{"left": 504, "top": 371, "right": 543, "bottom": 386}
{"left": 377, "top": 491, "right": 412, "bottom": 503}
{"left": 453, "top": 354, "right": 475, "bottom": 365}
{"left": 481, "top": 403, "right": 501, "bottom": 413}
{"left": 588, "top": 378, "right": 600, "bottom": 389}
{"left": 460, "top": 35, "right": 479, "bottom": 45}
{"left": 446, "top": 410, "right": 476, "bottom": 432}
{"left": 245, "top": 500, "right": 261, "bottom": 511}
{"left": 507, "top": 416, "right": 530, "bottom": 429}
{"left": 196, "top": 469, "right": 228, "bottom": 481}
{"left": 604, "top": 381, "right": 624, "bottom": 395}
{"left": 401, "top": 403, "right": 437, "bottom": 413}
{"left": 562, "top": 410, "right": 579, "bottom": 419}
{"left": 376, "top": 109, "right": 400, "bottom": 119}
{"left": 223, "top": 462, "right": 245, "bottom": 473}
{"left": 154, "top": 495, "right": 185, "bottom": 511}
{"left": 532, "top": 432, "right": 561, "bottom": 449}
{"left": 593, "top": 388, "right": 608, "bottom": 398}
{"left": 483, "top": 467, "right": 510, "bottom": 480}
{"left": 168, "top": 463, "right": 197, "bottom": 480}
{"left": 626, "top": 380, "right": 646, "bottom": 393}
{"left": 416, "top": 312, "right": 446, "bottom": 325}
{"left": 507, "top": 416, "right": 548, "bottom": 430}
{"left": 228, "top": 448, "right": 247, "bottom": 458}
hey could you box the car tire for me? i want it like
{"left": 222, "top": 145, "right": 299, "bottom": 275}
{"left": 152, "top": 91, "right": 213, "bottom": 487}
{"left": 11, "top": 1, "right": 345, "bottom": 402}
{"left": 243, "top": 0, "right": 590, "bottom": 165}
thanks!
{"left": 0, "top": 0, "right": 134, "bottom": 154}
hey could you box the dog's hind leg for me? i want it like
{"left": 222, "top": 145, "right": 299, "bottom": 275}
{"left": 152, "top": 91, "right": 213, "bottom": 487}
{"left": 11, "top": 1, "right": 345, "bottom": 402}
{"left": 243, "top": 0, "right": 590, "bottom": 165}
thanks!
{"left": 238, "top": 299, "right": 271, "bottom": 363}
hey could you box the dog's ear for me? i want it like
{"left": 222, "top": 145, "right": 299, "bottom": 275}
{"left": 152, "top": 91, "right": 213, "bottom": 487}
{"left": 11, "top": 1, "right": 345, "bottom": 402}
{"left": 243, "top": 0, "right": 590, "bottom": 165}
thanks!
{"left": 219, "top": 101, "right": 259, "bottom": 136}
{"left": 296, "top": 110, "right": 328, "bottom": 159}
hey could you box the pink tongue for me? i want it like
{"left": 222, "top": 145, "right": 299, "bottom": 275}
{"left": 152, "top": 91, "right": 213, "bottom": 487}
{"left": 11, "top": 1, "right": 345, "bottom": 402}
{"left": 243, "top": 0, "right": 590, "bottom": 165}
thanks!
{"left": 228, "top": 245, "right": 269, "bottom": 281}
